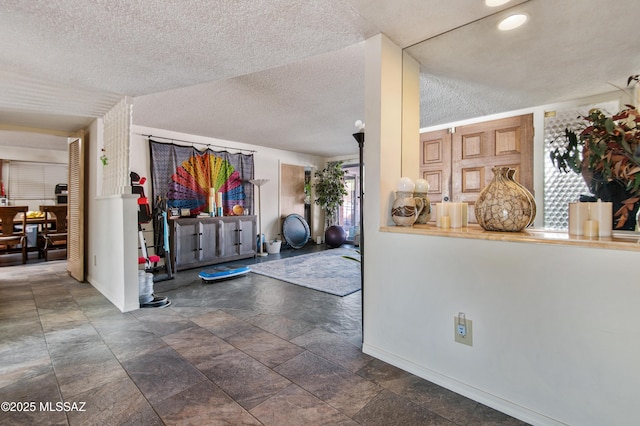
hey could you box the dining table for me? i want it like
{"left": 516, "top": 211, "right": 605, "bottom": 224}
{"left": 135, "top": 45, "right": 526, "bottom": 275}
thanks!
{"left": 0, "top": 211, "right": 50, "bottom": 258}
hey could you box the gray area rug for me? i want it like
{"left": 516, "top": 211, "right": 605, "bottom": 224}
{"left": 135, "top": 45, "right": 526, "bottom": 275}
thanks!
{"left": 249, "top": 247, "right": 361, "bottom": 296}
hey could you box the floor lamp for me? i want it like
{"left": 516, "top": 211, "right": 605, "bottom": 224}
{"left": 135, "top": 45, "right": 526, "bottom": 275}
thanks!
{"left": 249, "top": 179, "right": 269, "bottom": 256}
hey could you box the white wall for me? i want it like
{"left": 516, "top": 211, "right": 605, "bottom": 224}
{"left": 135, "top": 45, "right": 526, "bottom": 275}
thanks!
{"left": 363, "top": 34, "right": 640, "bottom": 425}
{"left": 130, "top": 125, "right": 327, "bottom": 242}
{"left": 364, "top": 232, "right": 640, "bottom": 426}
{"left": 0, "top": 146, "right": 67, "bottom": 164}
{"left": 85, "top": 118, "right": 139, "bottom": 313}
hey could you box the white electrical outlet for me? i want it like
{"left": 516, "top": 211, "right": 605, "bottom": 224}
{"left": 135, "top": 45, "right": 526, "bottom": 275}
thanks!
{"left": 454, "top": 316, "right": 473, "bottom": 346}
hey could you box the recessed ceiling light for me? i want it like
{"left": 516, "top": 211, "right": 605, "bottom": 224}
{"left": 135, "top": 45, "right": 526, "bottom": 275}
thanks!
{"left": 498, "top": 13, "right": 528, "bottom": 31}
{"left": 486, "top": 0, "right": 511, "bottom": 6}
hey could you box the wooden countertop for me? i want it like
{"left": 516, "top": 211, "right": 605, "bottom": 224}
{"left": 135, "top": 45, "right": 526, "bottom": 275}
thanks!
{"left": 380, "top": 223, "right": 640, "bottom": 252}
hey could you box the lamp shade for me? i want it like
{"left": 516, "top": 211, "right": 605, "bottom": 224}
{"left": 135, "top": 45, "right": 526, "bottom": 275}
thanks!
{"left": 249, "top": 179, "right": 269, "bottom": 187}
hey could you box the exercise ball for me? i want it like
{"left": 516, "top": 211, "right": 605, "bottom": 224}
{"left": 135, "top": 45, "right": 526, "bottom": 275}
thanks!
{"left": 325, "top": 225, "right": 346, "bottom": 248}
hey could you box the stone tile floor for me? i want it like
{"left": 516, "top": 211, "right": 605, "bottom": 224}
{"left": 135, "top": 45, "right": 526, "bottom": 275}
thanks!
{"left": 0, "top": 246, "right": 528, "bottom": 425}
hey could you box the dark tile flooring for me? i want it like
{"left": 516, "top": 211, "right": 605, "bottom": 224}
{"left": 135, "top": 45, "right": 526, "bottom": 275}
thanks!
{"left": 0, "top": 244, "right": 528, "bottom": 425}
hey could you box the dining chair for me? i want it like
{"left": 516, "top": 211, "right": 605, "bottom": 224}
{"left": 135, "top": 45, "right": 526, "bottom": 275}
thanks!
{"left": 38, "top": 205, "right": 68, "bottom": 261}
{"left": 0, "top": 206, "right": 28, "bottom": 264}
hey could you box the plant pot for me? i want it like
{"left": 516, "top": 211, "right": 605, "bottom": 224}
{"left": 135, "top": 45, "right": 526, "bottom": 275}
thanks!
{"left": 266, "top": 240, "right": 282, "bottom": 254}
{"left": 583, "top": 176, "right": 639, "bottom": 230}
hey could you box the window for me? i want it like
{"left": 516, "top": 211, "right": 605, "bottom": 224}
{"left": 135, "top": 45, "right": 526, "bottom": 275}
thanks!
{"left": 7, "top": 161, "right": 68, "bottom": 207}
{"left": 338, "top": 163, "right": 360, "bottom": 242}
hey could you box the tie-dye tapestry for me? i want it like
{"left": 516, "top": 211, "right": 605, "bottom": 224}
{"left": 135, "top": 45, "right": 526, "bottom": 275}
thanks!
{"left": 149, "top": 140, "right": 254, "bottom": 216}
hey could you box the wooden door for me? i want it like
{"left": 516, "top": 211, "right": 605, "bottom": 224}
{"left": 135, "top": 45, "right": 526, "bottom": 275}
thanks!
{"left": 280, "top": 163, "right": 305, "bottom": 217}
{"left": 67, "top": 134, "right": 85, "bottom": 281}
{"left": 419, "top": 129, "right": 452, "bottom": 209}
{"left": 451, "top": 114, "right": 533, "bottom": 223}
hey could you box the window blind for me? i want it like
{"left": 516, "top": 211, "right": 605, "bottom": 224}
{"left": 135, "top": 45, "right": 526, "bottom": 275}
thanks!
{"left": 7, "top": 161, "right": 68, "bottom": 200}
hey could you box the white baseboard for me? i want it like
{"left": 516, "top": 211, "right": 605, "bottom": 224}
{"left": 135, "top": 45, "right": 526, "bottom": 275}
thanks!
{"left": 362, "top": 342, "right": 567, "bottom": 426}
{"left": 86, "top": 275, "right": 129, "bottom": 313}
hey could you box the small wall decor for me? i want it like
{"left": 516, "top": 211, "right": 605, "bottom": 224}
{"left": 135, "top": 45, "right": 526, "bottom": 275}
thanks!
{"left": 100, "top": 148, "right": 108, "bottom": 166}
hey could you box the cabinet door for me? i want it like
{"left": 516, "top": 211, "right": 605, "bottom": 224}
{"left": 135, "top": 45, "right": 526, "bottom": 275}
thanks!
{"left": 198, "top": 220, "right": 219, "bottom": 262}
{"left": 236, "top": 217, "right": 256, "bottom": 256}
{"left": 174, "top": 221, "right": 199, "bottom": 266}
{"left": 219, "top": 219, "right": 239, "bottom": 258}
{"left": 218, "top": 217, "right": 257, "bottom": 258}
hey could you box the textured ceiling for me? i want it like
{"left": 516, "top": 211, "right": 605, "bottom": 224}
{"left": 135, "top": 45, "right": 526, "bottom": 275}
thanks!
{"left": 406, "top": 0, "right": 640, "bottom": 126}
{"left": 0, "top": 0, "right": 638, "bottom": 157}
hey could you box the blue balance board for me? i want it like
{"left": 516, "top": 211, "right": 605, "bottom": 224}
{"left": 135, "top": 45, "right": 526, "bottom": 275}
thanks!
{"left": 199, "top": 265, "right": 250, "bottom": 282}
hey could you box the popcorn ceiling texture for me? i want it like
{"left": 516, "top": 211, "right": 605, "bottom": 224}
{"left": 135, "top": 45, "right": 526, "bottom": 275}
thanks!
{"left": 1, "top": 0, "right": 373, "bottom": 95}
{"left": 133, "top": 43, "right": 366, "bottom": 157}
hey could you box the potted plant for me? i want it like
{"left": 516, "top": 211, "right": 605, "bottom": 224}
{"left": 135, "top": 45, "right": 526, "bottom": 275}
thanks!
{"left": 550, "top": 103, "right": 640, "bottom": 229}
{"left": 313, "top": 161, "right": 348, "bottom": 246}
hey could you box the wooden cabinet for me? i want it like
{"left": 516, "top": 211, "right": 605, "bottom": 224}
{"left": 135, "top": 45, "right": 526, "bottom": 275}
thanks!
{"left": 170, "top": 216, "right": 256, "bottom": 271}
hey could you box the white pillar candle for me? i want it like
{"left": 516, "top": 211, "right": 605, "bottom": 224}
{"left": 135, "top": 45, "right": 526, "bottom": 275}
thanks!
{"left": 436, "top": 203, "right": 449, "bottom": 228}
{"left": 449, "top": 202, "right": 468, "bottom": 228}
{"left": 208, "top": 187, "right": 216, "bottom": 215}
{"left": 441, "top": 215, "right": 451, "bottom": 229}
{"left": 583, "top": 219, "right": 599, "bottom": 238}
{"left": 594, "top": 201, "right": 613, "bottom": 237}
{"left": 568, "top": 202, "right": 589, "bottom": 235}
{"left": 461, "top": 203, "right": 468, "bottom": 227}
{"left": 450, "top": 203, "right": 463, "bottom": 228}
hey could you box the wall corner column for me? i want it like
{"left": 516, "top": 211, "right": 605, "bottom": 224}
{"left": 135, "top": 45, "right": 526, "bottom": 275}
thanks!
{"left": 364, "top": 34, "right": 405, "bottom": 230}
{"left": 401, "top": 52, "right": 420, "bottom": 179}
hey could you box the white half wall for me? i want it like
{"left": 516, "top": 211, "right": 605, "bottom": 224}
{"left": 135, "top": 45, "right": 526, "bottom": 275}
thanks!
{"left": 87, "top": 194, "right": 139, "bottom": 312}
{"left": 363, "top": 231, "right": 640, "bottom": 426}
{"left": 86, "top": 118, "right": 139, "bottom": 313}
